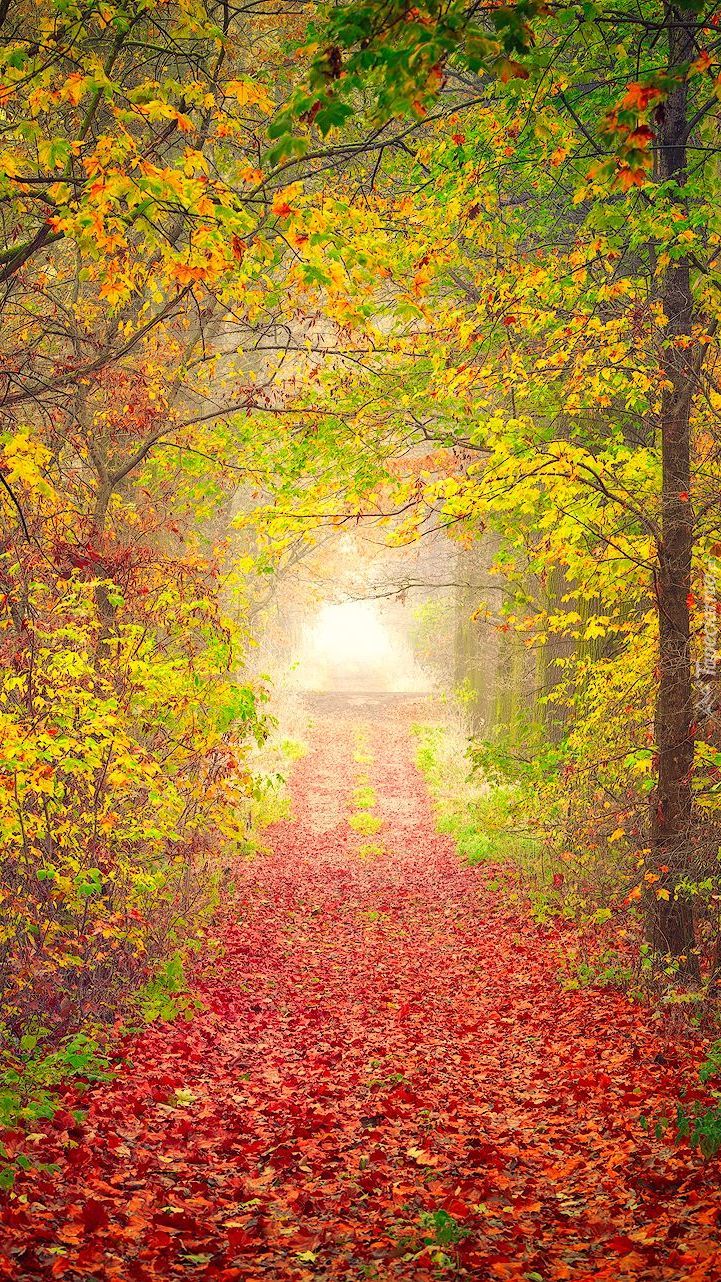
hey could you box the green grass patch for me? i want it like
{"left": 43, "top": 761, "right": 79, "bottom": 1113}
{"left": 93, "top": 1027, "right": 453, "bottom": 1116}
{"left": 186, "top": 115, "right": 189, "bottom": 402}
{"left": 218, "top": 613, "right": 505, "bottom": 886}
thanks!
{"left": 352, "top": 784, "right": 377, "bottom": 810}
{"left": 349, "top": 812, "right": 383, "bottom": 836}
{"left": 358, "top": 841, "right": 385, "bottom": 859}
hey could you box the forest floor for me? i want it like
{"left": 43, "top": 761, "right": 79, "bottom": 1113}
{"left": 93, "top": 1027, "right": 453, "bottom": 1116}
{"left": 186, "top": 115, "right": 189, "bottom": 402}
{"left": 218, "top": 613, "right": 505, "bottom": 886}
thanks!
{"left": 2, "top": 695, "right": 721, "bottom": 1281}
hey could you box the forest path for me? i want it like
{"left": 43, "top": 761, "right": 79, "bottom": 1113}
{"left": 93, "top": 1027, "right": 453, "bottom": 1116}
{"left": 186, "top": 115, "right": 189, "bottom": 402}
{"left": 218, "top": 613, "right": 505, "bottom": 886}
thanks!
{"left": 2, "top": 696, "right": 721, "bottom": 1281}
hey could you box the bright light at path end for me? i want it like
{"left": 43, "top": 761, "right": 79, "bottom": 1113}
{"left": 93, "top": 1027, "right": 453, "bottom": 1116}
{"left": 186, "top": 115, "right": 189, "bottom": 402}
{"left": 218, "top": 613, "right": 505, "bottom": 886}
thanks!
{"left": 310, "top": 601, "right": 394, "bottom": 667}
{"left": 294, "top": 599, "right": 430, "bottom": 691}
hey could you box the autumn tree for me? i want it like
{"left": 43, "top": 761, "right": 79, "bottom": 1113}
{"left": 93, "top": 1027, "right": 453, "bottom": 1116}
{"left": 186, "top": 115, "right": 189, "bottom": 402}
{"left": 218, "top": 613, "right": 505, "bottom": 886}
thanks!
{"left": 256, "top": 0, "right": 721, "bottom": 968}
{"left": 0, "top": 0, "right": 316, "bottom": 1032}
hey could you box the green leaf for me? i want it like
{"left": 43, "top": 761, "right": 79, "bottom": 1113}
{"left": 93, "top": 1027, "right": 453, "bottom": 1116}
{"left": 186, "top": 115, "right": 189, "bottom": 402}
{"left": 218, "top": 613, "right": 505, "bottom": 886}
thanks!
{"left": 314, "top": 100, "right": 355, "bottom": 136}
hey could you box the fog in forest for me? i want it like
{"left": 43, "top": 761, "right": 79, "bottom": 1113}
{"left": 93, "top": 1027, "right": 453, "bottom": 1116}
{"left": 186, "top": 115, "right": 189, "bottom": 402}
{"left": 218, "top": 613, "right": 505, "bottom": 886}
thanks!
{"left": 292, "top": 599, "right": 430, "bottom": 693}
{"left": 6, "top": 2, "right": 721, "bottom": 1270}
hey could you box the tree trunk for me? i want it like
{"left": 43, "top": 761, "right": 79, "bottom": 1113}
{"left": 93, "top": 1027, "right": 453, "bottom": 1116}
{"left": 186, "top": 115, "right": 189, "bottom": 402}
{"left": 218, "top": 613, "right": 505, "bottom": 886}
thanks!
{"left": 453, "top": 550, "right": 483, "bottom": 732}
{"left": 91, "top": 478, "right": 118, "bottom": 656}
{"left": 648, "top": 7, "right": 698, "bottom": 969}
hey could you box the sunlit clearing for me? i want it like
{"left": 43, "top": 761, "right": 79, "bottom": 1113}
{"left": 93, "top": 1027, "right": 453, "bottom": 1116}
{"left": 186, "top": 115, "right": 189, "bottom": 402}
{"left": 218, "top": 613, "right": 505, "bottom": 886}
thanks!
{"left": 295, "top": 600, "right": 429, "bottom": 692}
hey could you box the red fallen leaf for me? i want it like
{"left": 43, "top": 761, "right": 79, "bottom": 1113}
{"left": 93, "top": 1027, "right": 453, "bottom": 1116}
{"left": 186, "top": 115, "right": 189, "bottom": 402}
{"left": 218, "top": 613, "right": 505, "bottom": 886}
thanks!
{"left": 50, "top": 1261, "right": 74, "bottom": 1278}
{"left": 267, "top": 1143, "right": 297, "bottom": 1168}
{"left": 80, "top": 1199, "right": 110, "bottom": 1232}
{"left": 225, "top": 1227, "right": 256, "bottom": 1250}
{"left": 6, "top": 705, "right": 721, "bottom": 1282}
{"left": 667, "top": 1250, "right": 702, "bottom": 1267}
{"left": 466, "top": 1139, "right": 505, "bottom": 1167}
{"left": 50, "top": 1110, "right": 76, "bottom": 1132}
{"left": 154, "top": 1211, "right": 204, "bottom": 1233}
{"left": 144, "top": 1229, "right": 174, "bottom": 1250}
{"left": 606, "top": 1234, "right": 637, "bottom": 1253}
{"left": 440, "top": 1196, "right": 471, "bottom": 1217}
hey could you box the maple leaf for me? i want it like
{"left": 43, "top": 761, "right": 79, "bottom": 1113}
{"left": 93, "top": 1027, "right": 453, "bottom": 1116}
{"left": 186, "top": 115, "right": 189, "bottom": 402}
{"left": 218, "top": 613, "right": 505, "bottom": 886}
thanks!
{"left": 691, "top": 50, "right": 713, "bottom": 75}
{"left": 620, "top": 82, "right": 663, "bottom": 111}
{"left": 273, "top": 192, "right": 295, "bottom": 217}
{"left": 617, "top": 165, "right": 648, "bottom": 191}
{"left": 498, "top": 58, "right": 530, "bottom": 83}
{"left": 72, "top": 1199, "right": 108, "bottom": 1237}
{"left": 407, "top": 1146, "right": 440, "bottom": 1166}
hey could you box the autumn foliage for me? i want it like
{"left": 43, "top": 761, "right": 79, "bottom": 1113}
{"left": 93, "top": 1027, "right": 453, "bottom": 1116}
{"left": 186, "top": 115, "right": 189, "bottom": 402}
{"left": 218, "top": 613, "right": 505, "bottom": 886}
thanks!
{"left": 0, "top": 0, "right": 282, "bottom": 1044}
{"left": 4, "top": 0, "right": 721, "bottom": 1273}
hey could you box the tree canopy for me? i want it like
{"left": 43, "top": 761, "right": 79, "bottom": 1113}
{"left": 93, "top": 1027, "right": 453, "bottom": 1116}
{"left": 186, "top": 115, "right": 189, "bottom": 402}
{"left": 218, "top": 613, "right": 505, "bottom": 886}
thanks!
{"left": 2, "top": 0, "right": 721, "bottom": 1113}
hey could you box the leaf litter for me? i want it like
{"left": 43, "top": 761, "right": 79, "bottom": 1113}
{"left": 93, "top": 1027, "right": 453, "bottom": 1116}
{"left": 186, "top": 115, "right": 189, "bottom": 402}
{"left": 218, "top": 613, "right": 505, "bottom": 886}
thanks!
{"left": 2, "top": 701, "right": 721, "bottom": 1281}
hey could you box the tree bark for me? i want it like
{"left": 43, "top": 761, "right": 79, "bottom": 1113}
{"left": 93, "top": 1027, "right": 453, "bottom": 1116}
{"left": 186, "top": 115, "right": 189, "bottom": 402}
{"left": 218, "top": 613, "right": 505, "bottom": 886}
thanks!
{"left": 648, "top": 6, "right": 698, "bottom": 969}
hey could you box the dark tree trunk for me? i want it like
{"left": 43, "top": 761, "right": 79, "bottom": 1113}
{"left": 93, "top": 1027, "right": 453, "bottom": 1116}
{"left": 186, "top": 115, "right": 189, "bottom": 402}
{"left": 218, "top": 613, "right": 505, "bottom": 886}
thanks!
{"left": 648, "top": 7, "right": 698, "bottom": 969}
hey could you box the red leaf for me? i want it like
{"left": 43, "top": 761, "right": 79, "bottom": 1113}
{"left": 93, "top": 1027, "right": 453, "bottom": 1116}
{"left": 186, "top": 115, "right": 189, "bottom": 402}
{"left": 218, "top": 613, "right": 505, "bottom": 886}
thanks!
{"left": 81, "top": 1199, "right": 110, "bottom": 1232}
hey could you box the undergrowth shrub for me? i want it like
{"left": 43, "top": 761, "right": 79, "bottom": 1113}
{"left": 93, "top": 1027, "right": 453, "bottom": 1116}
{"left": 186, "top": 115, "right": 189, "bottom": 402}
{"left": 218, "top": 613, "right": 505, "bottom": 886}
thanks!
{"left": 0, "top": 572, "right": 269, "bottom": 1043}
{"left": 0, "top": 1029, "right": 112, "bottom": 1189}
{"left": 648, "top": 1040, "right": 721, "bottom": 1159}
{"left": 239, "top": 733, "right": 308, "bottom": 852}
{"left": 414, "top": 724, "right": 538, "bottom": 871}
{"left": 135, "top": 952, "right": 202, "bottom": 1024}
{"left": 0, "top": 429, "right": 285, "bottom": 1065}
{"left": 415, "top": 712, "right": 721, "bottom": 1035}
{"left": 413, "top": 721, "right": 642, "bottom": 943}
{"left": 0, "top": 698, "right": 303, "bottom": 1187}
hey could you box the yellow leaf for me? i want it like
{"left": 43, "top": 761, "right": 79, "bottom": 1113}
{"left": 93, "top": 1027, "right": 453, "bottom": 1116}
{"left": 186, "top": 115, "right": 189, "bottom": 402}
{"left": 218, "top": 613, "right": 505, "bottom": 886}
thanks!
{"left": 225, "top": 80, "right": 273, "bottom": 113}
{"left": 61, "top": 73, "right": 87, "bottom": 106}
{"left": 99, "top": 278, "right": 130, "bottom": 305}
{"left": 406, "top": 1146, "right": 439, "bottom": 1166}
{"left": 0, "top": 152, "right": 21, "bottom": 178}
